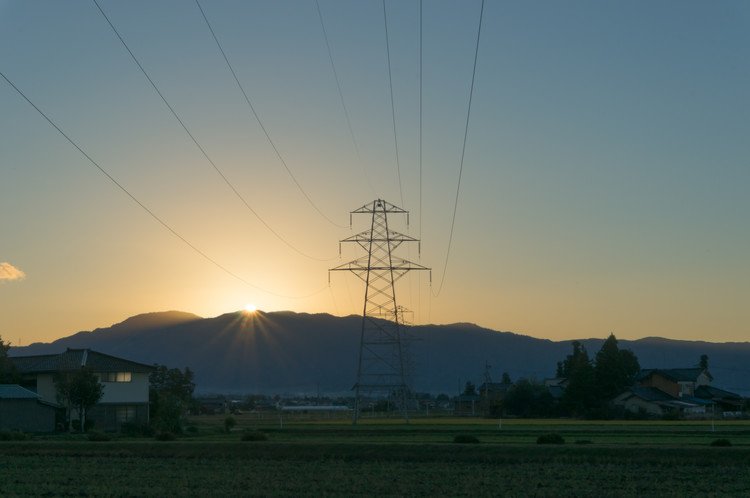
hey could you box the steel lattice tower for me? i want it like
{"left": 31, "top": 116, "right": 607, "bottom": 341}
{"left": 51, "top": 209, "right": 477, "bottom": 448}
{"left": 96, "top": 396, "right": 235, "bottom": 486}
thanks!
{"left": 330, "top": 199, "right": 430, "bottom": 423}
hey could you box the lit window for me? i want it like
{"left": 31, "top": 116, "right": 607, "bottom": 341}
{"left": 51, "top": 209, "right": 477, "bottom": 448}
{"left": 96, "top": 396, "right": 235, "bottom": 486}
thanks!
{"left": 100, "top": 372, "right": 132, "bottom": 382}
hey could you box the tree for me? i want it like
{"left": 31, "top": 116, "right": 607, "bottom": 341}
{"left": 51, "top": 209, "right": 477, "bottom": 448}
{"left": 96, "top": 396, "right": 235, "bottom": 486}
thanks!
{"left": 0, "top": 335, "right": 17, "bottom": 383}
{"left": 149, "top": 365, "right": 195, "bottom": 433}
{"left": 503, "top": 379, "right": 555, "bottom": 418}
{"left": 501, "top": 372, "right": 512, "bottom": 385}
{"left": 699, "top": 354, "right": 709, "bottom": 370}
{"left": 462, "top": 381, "right": 477, "bottom": 396}
{"left": 559, "top": 341, "right": 597, "bottom": 416}
{"left": 55, "top": 368, "right": 104, "bottom": 432}
{"left": 594, "top": 334, "right": 641, "bottom": 402}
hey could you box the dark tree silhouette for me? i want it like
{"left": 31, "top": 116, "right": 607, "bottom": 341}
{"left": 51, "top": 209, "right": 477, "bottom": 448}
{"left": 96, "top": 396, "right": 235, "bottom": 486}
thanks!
{"left": 699, "top": 354, "right": 709, "bottom": 369}
{"left": 501, "top": 372, "right": 512, "bottom": 385}
{"left": 594, "top": 334, "right": 641, "bottom": 401}
{"left": 55, "top": 368, "right": 104, "bottom": 432}
{"left": 503, "top": 378, "right": 555, "bottom": 418}
{"left": 0, "top": 335, "right": 17, "bottom": 383}
{"left": 560, "top": 341, "right": 597, "bottom": 416}
{"left": 462, "top": 381, "right": 477, "bottom": 396}
{"left": 149, "top": 365, "right": 195, "bottom": 433}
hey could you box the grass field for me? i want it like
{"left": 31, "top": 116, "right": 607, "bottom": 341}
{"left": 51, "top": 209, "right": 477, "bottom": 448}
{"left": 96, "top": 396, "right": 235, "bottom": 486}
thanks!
{"left": 2, "top": 416, "right": 750, "bottom": 496}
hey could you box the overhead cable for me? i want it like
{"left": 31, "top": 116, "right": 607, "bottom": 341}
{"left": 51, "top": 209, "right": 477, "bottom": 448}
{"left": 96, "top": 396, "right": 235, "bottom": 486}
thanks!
{"left": 0, "top": 70, "right": 329, "bottom": 300}
{"left": 195, "top": 0, "right": 348, "bottom": 229}
{"left": 314, "top": 0, "right": 377, "bottom": 198}
{"left": 382, "top": 0, "right": 405, "bottom": 207}
{"left": 92, "top": 0, "right": 335, "bottom": 261}
{"left": 432, "top": 0, "right": 485, "bottom": 297}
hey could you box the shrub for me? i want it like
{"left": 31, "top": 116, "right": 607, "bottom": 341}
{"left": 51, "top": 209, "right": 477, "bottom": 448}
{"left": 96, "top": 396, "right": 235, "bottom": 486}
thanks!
{"left": 452, "top": 434, "right": 480, "bottom": 444}
{"left": 120, "top": 421, "right": 139, "bottom": 437}
{"left": 71, "top": 419, "right": 96, "bottom": 432}
{"left": 224, "top": 416, "right": 236, "bottom": 433}
{"left": 120, "top": 422, "right": 154, "bottom": 437}
{"left": 711, "top": 438, "right": 732, "bottom": 447}
{"left": 87, "top": 431, "right": 111, "bottom": 442}
{"left": 240, "top": 430, "right": 268, "bottom": 442}
{"left": 537, "top": 433, "right": 565, "bottom": 445}
{"left": 0, "top": 431, "right": 30, "bottom": 441}
{"left": 155, "top": 431, "right": 176, "bottom": 441}
{"left": 185, "top": 425, "right": 199, "bottom": 434}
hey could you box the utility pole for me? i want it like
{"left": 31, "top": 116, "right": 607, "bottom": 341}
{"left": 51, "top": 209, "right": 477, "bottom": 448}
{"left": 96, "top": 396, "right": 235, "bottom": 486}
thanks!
{"left": 330, "top": 199, "right": 430, "bottom": 424}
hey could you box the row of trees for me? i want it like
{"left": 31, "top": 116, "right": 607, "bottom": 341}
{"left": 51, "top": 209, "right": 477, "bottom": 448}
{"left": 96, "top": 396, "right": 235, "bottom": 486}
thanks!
{"left": 557, "top": 334, "right": 640, "bottom": 417}
{"left": 499, "top": 334, "right": 641, "bottom": 418}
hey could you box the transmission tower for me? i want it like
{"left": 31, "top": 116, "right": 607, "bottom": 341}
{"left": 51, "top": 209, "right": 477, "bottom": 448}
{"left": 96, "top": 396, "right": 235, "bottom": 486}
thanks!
{"left": 330, "top": 199, "right": 430, "bottom": 423}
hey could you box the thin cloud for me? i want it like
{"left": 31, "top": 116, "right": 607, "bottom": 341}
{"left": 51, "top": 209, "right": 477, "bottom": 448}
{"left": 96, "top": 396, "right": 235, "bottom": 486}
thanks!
{"left": 0, "top": 262, "right": 26, "bottom": 282}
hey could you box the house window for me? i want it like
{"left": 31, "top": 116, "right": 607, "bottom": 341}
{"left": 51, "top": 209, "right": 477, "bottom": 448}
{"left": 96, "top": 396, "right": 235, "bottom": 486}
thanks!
{"left": 100, "top": 372, "right": 132, "bottom": 383}
{"left": 116, "top": 405, "right": 137, "bottom": 423}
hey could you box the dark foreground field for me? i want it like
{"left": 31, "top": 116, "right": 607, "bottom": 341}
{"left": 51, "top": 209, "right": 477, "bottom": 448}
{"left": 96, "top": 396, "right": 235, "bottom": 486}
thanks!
{"left": 2, "top": 419, "right": 750, "bottom": 496}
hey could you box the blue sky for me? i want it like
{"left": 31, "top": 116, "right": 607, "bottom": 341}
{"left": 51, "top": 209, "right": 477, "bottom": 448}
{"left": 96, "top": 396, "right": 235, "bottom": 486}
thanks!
{"left": 1, "top": 0, "right": 749, "bottom": 344}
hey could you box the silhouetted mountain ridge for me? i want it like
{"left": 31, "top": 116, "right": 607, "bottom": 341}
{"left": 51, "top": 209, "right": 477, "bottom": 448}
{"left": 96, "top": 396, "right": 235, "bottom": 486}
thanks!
{"left": 11, "top": 310, "right": 750, "bottom": 395}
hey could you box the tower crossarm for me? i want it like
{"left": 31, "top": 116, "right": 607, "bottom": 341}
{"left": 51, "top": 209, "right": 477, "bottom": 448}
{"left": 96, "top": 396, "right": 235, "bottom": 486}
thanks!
{"left": 330, "top": 257, "right": 430, "bottom": 273}
{"left": 340, "top": 229, "right": 418, "bottom": 244}
{"left": 351, "top": 199, "right": 407, "bottom": 215}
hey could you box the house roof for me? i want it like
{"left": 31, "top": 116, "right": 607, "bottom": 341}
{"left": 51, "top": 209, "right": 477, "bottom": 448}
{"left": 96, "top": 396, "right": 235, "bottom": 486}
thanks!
{"left": 621, "top": 387, "right": 714, "bottom": 409}
{"left": 10, "top": 349, "right": 154, "bottom": 374}
{"left": 629, "top": 386, "right": 676, "bottom": 403}
{"left": 637, "top": 368, "right": 713, "bottom": 383}
{"left": 0, "top": 384, "right": 40, "bottom": 399}
{"left": 695, "top": 385, "right": 743, "bottom": 400}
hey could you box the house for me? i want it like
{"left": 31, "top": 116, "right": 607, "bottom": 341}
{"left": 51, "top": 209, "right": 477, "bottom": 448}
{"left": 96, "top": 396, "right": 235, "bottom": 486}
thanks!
{"left": 612, "top": 386, "right": 712, "bottom": 417}
{"left": 10, "top": 348, "right": 153, "bottom": 431}
{"left": 694, "top": 385, "right": 745, "bottom": 415}
{"left": 636, "top": 368, "right": 712, "bottom": 398}
{"left": 614, "top": 367, "right": 742, "bottom": 418}
{"left": 0, "top": 384, "right": 58, "bottom": 432}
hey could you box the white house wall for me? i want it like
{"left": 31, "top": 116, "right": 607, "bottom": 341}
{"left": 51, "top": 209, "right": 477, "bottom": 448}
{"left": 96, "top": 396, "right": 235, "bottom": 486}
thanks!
{"left": 36, "top": 374, "right": 57, "bottom": 404}
{"left": 100, "top": 372, "right": 149, "bottom": 404}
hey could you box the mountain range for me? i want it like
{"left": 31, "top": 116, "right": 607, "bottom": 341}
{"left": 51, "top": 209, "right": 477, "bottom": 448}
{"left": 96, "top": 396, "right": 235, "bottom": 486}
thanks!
{"left": 10, "top": 310, "right": 750, "bottom": 396}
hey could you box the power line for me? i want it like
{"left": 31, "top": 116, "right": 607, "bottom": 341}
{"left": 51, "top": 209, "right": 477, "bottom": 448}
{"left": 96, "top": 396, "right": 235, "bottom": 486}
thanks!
{"left": 382, "top": 0, "right": 405, "bottom": 208}
{"left": 194, "top": 0, "right": 347, "bottom": 229}
{"left": 432, "top": 0, "right": 485, "bottom": 297}
{"left": 314, "top": 0, "right": 377, "bottom": 199}
{"left": 418, "top": 0, "right": 423, "bottom": 244}
{"left": 418, "top": 0, "right": 423, "bottom": 323}
{"left": 0, "top": 70, "right": 328, "bottom": 300}
{"left": 92, "top": 0, "right": 335, "bottom": 262}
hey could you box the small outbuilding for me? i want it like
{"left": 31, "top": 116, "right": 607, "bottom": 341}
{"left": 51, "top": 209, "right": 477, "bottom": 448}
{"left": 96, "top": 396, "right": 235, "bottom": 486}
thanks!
{"left": 0, "top": 384, "right": 59, "bottom": 433}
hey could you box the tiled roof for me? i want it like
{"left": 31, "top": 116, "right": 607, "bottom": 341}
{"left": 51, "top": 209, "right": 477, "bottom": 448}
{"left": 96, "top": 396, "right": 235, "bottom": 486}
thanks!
{"left": 695, "top": 385, "right": 742, "bottom": 400}
{"left": 10, "top": 349, "right": 154, "bottom": 374}
{"left": 629, "top": 386, "right": 676, "bottom": 402}
{"left": 0, "top": 384, "right": 40, "bottom": 399}
{"left": 637, "top": 368, "right": 711, "bottom": 383}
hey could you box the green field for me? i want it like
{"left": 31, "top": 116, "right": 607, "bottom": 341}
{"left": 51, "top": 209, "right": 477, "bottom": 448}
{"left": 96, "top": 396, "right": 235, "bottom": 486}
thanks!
{"left": 2, "top": 417, "right": 750, "bottom": 496}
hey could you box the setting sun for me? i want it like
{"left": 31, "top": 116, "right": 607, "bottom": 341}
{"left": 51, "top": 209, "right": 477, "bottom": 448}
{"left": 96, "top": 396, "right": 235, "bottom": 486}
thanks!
{"left": 243, "top": 303, "right": 257, "bottom": 313}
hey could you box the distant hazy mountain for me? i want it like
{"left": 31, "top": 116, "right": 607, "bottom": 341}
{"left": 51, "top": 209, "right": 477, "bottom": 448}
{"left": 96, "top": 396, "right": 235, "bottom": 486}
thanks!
{"left": 11, "top": 311, "right": 750, "bottom": 395}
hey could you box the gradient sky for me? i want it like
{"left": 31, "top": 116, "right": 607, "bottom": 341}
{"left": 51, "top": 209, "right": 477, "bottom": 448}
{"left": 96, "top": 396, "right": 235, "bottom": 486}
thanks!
{"left": 1, "top": 0, "right": 749, "bottom": 345}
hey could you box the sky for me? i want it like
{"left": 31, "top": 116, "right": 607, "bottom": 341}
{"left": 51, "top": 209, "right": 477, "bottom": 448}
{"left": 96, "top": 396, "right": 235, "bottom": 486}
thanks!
{"left": 1, "top": 0, "right": 749, "bottom": 345}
